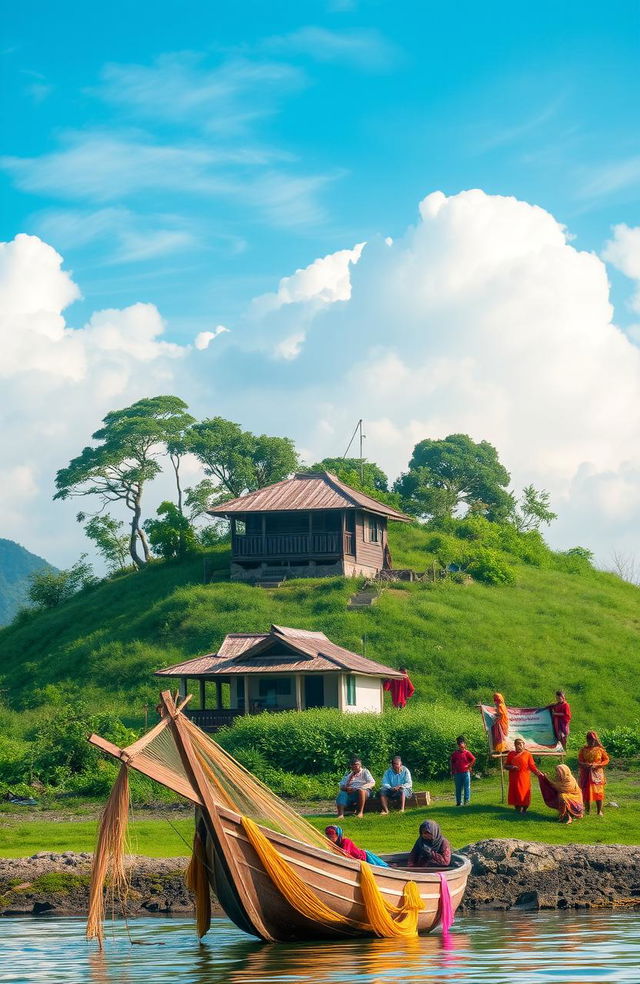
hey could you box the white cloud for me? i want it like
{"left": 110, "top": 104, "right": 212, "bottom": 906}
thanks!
{"left": 98, "top": 53, "right": 305, "bottom": 134}
{"left": 194, "top": 326, "right": 229, "bottom": 350}
{"left": 4, "top": 191, "right": 640, "bottom": 572}
{"left": 603, "top": 223, "right": 640, "bottom": 312}
{"left": 264, "top": 27, "right": 399, "bottom": 71}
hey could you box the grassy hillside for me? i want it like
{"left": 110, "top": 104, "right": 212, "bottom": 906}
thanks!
{"left": 0, "top": 538, "right": 55, "bottom": 626}
{"left": 0, "top": 522, "right": 639, "bottom": 738}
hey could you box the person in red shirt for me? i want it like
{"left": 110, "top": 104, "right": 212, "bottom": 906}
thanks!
{"left": 549, "top": 690, "right": 572, "bottom": 749}
{"left": 383, "top": 667, "right": 415, "bottom": 708}
{"left": 450, "top": 735, "right": 476, "bottom": 806}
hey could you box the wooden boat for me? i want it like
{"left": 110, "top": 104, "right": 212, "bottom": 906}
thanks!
{"left": 88, "top": 691, "right": 470, "bottom": 943}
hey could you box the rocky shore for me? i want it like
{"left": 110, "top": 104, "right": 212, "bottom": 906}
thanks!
{"left": 2, "top": 840, "right": 639, "bottom": 918}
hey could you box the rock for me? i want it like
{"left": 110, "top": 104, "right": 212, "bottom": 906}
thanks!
{"left": 460, "top": 839, "right": 640, "bottom": 911}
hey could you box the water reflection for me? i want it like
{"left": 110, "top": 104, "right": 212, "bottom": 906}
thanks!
{"left": 1, "top": 912, "right": 639, "bottom": 984}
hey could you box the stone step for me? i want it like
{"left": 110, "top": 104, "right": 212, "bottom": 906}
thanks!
{"left": 347, "top": 591, "right": 379, "bottom": 608}
{"left": 256, "top": 580, "right": 284, "bottom": 589}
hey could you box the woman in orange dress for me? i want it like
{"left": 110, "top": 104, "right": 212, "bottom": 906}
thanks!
{"left": 491, "top": 692, "right": 509, "bottom": 753}
{"left": 505, "top": 737, "right": 542, "bottom": 813}
{"left": 578, "top": 731, "right": 610, "bottom": 816}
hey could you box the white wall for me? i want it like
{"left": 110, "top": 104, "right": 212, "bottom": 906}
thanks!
{"left": 344, "top": 675, "right": 383, "bottom": 714}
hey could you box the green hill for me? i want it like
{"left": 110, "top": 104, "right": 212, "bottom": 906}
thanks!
{"left": 0, "top": 522, "right": 638, "bottom": 738}
{"left": 0, "top": 539, "right": 55, "bottom": 626}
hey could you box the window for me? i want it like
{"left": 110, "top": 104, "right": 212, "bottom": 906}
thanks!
{"left": 367, "top": 515, "right": 381, "bottom": 543}
{"left": 258, "top": 677, "right": 292, "bottom": 698}
{"left": 346, "top": 675, "right": 356, "bottom": 706}
{"left": 234, "top": 519, "right": 246, "bottom": 536}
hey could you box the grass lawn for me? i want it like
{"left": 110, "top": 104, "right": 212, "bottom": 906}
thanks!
{"left": 1, "top": 770, "right": 637, "bottom": 859}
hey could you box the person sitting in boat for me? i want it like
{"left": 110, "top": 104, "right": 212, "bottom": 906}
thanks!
{"left": 406, "top": 820, "right": 452, "bottom": 867}
{"left": 538, "top": 764, "right": 584, "bottom": 824}
{"left": 336, "top": 757, "right": 375, "bottom": 819}
{"left": 379, "top": 755, "right": 413, "bottom": 814}
{"left": 324, "top": 825, "right": 389, "bottom": 867}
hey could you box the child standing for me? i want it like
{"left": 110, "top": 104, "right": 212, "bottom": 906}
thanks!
{"left": 450, "top": 735, "right": 476, "bottom": 806}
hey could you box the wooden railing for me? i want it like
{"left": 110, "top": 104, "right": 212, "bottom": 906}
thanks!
{"left": 232, "top": 531, "right": 343, "bottom": 558}
{"left": 185, "top": 706, "right": 291, "bottom": 732}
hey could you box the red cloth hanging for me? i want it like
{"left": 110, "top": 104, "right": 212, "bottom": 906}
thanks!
{"left": 383, "top": 673, "right": 415, "bottom": 708}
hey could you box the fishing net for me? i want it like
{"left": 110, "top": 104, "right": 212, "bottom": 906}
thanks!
{"left": 87, "top": 700, "right": 432, "bottom": 946}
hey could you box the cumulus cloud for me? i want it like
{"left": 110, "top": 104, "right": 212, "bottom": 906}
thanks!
{"left": 194, "top": 326, "right": 229, "bottom": 350}
{"left": 603, "top": 223, "right": 640, "bottom": 312}
{"left": 4, "top": 191, "right": 640, "bottom": 571}
{"left": 0, "top": 234, "right": 192, "bottom": 562}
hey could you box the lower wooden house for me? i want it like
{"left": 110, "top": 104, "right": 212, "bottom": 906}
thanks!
{"left": 155, "top": 623, "right": 403, "bottom": 732}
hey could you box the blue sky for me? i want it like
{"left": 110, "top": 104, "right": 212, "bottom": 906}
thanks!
{"left": 2, "top": 2, "right": 640, "bottom": 569}
{"left": 3, "top": 1, "right": 640, "bottom": 338}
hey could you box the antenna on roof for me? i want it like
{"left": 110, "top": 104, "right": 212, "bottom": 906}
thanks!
{"left": 342, "top": 419, "right": 366, "bottom": 483}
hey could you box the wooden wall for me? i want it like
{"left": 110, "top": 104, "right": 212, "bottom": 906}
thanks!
{"left": 354, "top": 510, "right": 386, "bottom": 570}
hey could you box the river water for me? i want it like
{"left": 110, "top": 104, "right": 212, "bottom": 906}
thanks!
{"left": 1, "top": 913, "right": 639, "bottom": 984}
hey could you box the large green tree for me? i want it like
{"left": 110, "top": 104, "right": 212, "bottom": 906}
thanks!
{"left": 54, "top": 396, "right": 194, "bottom": 569}
{"left": 305, "top": 457, "right": 389, "bottom": 492}
{"left": 394, "top": 433, "right": 514, "bottom": 521}
{"left": 187, "top": 417, "right": 300, "bottom": 498}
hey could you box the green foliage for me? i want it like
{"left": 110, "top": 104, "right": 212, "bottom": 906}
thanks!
{"left": 144, "top": 501, "right": 199, "bottom": 560}
{"left": 466, "top": 548, "right": 516, "bottom": 585}
{"left": 27, "top": 554, "right": 95, "bottom": 610}
{"left": 217, "top": 705, "right": 486, "bottom": 781}
{"left": 511, "top": 485, "right": 558, "bottom": 532}
{"left": 306, "top": 457, "right": 389, "bottom": 491}
{"left": 600, "top": 724, "right": 640, "bottom": 759}
{"left": 395, "top": 433, "right": 514, "bottom": 521}
{"left": 188, "top": 417, "right": 300, "bottom": 498}
{"left": 82, "top": 515, "right": 130, "bottom": 573}
{"left": 55, "top": 395, "right": 194, "bottom": 569}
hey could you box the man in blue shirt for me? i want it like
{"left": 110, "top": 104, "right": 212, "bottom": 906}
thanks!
{"left": 379, "top": 755, "right": 413, "bottom": 814}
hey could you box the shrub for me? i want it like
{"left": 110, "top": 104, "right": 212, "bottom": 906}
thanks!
{"left": 217, "top": 705, "right": 487, "bottom": 781}
{"left": 600, "top": 724, "right": 640, "bottom": 759}
{"left": 466, "top": 549, "right": 516, "bottom": 585}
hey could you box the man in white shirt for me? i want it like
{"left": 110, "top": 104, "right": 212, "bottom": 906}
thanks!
{"left": 379, "top": 755, "right": 413, "bottom": 814}
{"left": 336, "top": 757, "right": 375, "bottom": 819}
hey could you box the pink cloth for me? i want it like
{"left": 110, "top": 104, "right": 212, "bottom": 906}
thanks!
{"left": 437, "top": 872, "right": 454, "bottom": 934}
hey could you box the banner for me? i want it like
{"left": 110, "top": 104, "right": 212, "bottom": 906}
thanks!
{"left": 480, "top": 703, "right": 564, "bottom": 754}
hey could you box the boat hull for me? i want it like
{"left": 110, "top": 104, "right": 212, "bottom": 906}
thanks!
{"left": 199, "top": 806, "right": 470, "bottom": 942}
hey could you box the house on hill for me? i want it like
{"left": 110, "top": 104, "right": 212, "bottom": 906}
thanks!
{"left": 207, "top": 471, "right": 410, "bottom": 582}
{"left": 155, "top": 623, "right": 403, "bottom": 732}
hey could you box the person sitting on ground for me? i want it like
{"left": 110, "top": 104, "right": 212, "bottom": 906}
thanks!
{"left": 406, "top": 820, "right": 452, "bottom": 868}
{"left": 549, "top": 690, "right": 572, "bottom": 750}
{"left": 336, "top": 757, "right": 375, "bottom": 819}
{"left": 578, "top": 731, "right": 610, "bottom": 817}
{"left": 538, "top": 763, "right": 584, "bottom": 824}
{"left": 325, "top": 825, "right": 389, "bottom": 867}
{"left": 450, "top": 735, "right": 476, "bottom": 807}
{"left": 379, "top": 755, "right": 413, "bottom": 814}
{"left": 505, "top": 737, "right": 543, "bottom": 814}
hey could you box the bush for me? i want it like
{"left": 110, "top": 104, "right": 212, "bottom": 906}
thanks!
{"left": 600, "top": 724, "right": 640, "bottom": 759}
{"left": 466, "top": 549, "right": 516, "bottom": 585}
{"left": 217, "top": 705, "right": 487, "bottom": 781}
{"left": 0, "top": 736, "right": 31, "bottom": 785}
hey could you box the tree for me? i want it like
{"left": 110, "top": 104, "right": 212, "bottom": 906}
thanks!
{"left": 510, "top": 485, "right": 557, "bottom": 532}
{"left": 144, "top": 501, "right": 198, "bottom": 560}
{"left": 54, "top": 396, "right": 194, "bottom": 569}
{"left": 188, "top": 417, "right": 299, "bottom": 498}
{"left": 28, "top": 555, "right": 95, "bottom": 610}
{"left": 394, "top": 434, "right": 514, "bottom": 522}
{"left": 305, "top": 457, "right": 389, "bottom": 492}
{"left": 82, "top": 514, "right": 130, "bottom": 573}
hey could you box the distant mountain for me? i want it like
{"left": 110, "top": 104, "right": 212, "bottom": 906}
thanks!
{"left": 0, "top": 539, "right": 56, "bottom": 625}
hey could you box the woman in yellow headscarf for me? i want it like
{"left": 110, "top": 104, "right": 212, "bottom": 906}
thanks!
{"left": 539, "top": 764, "right": 584, "bottom": 824}
{"left": 491, "top": 693, "right": 509, "bottom": 753}
{"left": 578, "top": 732, "right": 610, "bottom": 817}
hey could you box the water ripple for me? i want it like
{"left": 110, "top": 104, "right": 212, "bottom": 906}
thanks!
{"left": 1, "top": 912, "right": 639, "bottom": 984}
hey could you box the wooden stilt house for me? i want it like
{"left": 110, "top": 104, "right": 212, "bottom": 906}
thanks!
{"left": 207, "top": 471, "right": 410, "bottom": 582}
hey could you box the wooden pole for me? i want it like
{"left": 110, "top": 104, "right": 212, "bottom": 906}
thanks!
{"left": 294, "top": 674, "right": 302, "bottom": 711}
{"left": 499, "top": 753, "right": 505, "bottom": 804}
{"left": 243, "top": 674, "right": 250, "bottom": 715}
